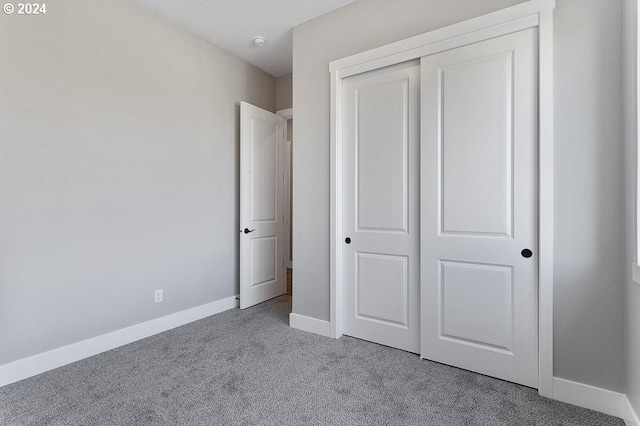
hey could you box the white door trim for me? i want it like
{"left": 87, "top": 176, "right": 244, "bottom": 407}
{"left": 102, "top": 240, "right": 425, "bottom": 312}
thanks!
{"left": 329, "top": 0, "right": 555, "bottom": 397}
{"left": 276, "top": 108, "right": 293, "bottom": 120}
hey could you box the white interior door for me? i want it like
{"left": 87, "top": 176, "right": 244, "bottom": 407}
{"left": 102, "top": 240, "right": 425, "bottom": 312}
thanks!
{"left": 342, "top": 60, "right": 420, "bottom": 353}
{"left": 420, "top": 29, "right": 538, "bottom": 387}
{"left": 240, "top": 101, "right": 286, "bottom": 309}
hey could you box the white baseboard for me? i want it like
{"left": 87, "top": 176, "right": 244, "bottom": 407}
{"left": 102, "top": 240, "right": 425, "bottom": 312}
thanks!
{"left": 0, "top": 295, "right": 239, "bottom": 388}
{"left": 289, "top": 313, "right": 332, "bottom": 338}
{"left": 626, "top": 396, "right": 640, "bottom": 426}
{"left": 552, "top": 377, "right": 634, "bottom": 421}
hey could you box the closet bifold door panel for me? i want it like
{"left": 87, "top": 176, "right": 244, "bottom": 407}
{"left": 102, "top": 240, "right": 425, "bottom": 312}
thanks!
{"left": 342, "top": 60, "right": 421, "bottom": 354}
{"left": 420, "top": 28, "right": 539, "bottom": 387}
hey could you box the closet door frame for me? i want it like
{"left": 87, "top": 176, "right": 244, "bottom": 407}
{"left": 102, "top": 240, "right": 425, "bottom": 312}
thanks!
{"left": 329, "top": 0, "right": 555, "bottom": 398}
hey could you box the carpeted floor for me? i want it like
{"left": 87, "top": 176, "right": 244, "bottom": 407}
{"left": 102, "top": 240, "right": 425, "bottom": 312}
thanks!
{"left": 0, "top": 295, "right": 625, "bottom": 425}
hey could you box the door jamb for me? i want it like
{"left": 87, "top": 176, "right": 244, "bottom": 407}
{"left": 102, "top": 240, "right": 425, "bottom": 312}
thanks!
{"left": 328, "top": 0, "right": 555, "bottom": 397}
{"left": 277, "top": 108, "right": 294, "bottom": 282}
{"left": 277, "top": 108, "right": 293, "bottom": 120}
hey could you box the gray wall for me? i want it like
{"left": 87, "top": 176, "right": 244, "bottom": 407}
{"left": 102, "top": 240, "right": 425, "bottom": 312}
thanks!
{"left": 276, "top": 73, "right": 293, "bottom": 141}
{"left": 0, "top": 0, "right": 275, "bottom": 365}
{"left": 553, "top": 0, "right": 625, "bottom": 392}
{"left": 276, "top": 74, "right": 293, "bottom": 111}
{"left": 291, "top": 0, "right": 626, "bottom": 392}
{"left": 624, "top": 0, "right": 640, "bottom": 414}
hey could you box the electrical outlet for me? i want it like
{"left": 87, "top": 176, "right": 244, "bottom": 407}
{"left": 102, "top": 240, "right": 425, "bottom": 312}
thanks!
{"left": 154, "top": 289, "right": 163, "bottom": 303}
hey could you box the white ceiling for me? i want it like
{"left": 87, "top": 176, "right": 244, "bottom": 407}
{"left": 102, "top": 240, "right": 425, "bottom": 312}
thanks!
{"left": 130, "top": 0, "right": 357, "bottom": 77}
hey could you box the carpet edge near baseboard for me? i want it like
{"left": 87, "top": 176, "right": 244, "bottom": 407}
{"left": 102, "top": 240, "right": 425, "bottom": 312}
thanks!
{"left": 0, "top": 294, "right": 239, "bottom": 388}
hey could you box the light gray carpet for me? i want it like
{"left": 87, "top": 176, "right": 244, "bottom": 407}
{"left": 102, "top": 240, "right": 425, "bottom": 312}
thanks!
{"left": 0, "top": 295, "right": 624, "bottom": 425}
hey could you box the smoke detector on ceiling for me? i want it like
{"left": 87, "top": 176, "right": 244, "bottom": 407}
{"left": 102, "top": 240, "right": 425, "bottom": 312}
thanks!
{"left": 253, "top": 36, "right": 267, "bottom": 47}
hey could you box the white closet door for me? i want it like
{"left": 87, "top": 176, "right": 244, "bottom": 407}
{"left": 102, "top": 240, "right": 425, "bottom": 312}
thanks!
{"left": 420, "top": 29, "right": 539, "bottom": 387}
{"left": 342, "top": 60, "right": 420, "bottom": 353}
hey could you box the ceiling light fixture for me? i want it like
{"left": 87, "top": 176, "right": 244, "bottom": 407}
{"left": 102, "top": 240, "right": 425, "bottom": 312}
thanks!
{"left": 253, "top": 36, "right": 267, "bottom": 47}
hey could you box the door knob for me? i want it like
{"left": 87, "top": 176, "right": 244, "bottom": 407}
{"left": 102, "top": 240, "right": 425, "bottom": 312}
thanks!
{"left": 521, "top": 248, "right": 533, "bottom": 258}
{"left": 345, "top": 237, "right": 351, "bottom": 244}
{"left": 244, "top": 228, "right": 255, "bottom": 234}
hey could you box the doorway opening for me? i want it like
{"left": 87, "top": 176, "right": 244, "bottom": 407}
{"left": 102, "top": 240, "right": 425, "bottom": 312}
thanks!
{"left": 279, "top": 110, "right": 293, "bottom": 296}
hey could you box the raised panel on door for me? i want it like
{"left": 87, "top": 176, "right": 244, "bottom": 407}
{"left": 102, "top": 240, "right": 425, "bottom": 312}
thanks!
{"left": 343, "top": 60, "right": 420, "bottom": 354}
{"left": 356, "top": 81, "right": 409, "bottom": 233}
{"left": 251, "top": 118, "right": 278, "bottom": 223}
{"left": 250, "top": 237, "right": 277, "bottom": 287}
{"left": 439, "top": 260, "right": 513, "bottom": 351}
{"left": 421, "top": 29, "right": 538, "bottom": 387}
{"left": 440, "top": 52, "right": 513, "bottom": 237}
{"left": 356, "top": 253, "right": 409, "bottom": 327}
{"left": 240, "top": 102, "right": 286, "bottom": 310}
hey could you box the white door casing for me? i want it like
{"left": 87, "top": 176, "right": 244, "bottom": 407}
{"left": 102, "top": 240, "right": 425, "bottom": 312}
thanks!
{"left": 420, "top": 29, "right": 538, "bottom": 387}
{"left": 240, "top": 102, "right": 287, "bottom": 309}
{"left": 342, "top": 61, "right": 421, "bottom": 353}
